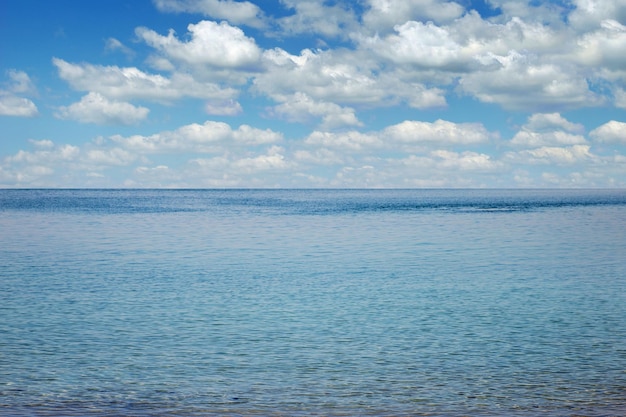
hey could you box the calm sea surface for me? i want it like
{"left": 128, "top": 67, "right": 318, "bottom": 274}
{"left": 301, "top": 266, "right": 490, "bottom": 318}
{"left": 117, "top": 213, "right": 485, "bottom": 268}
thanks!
{"left": 1, "top": 189, "right": 625, "bottom": 417}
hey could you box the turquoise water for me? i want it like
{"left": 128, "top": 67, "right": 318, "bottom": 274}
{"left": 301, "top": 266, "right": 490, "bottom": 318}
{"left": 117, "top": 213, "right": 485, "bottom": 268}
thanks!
{"left": 1, "top": 189, "right": 625, "bottom": 416}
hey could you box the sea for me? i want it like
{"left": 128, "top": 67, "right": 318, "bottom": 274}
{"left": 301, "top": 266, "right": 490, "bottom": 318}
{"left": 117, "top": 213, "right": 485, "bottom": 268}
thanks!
{"left": 1, "top": 189, "right": 625, "bottom": 417}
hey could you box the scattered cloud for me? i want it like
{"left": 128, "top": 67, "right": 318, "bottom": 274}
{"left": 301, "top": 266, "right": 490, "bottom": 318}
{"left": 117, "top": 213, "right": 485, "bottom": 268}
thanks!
{"left": 56, "top": 92, "right": 150, "bottom": 125}
{"left": 3, "top": 1, "right": 626, "bottom": 187}
{"left": 523, "top": 113, "right": 585, "bottom": 134}
{"left": 110, "top": 120, "right": 282, "bottom": 154}
{"left": 277, "top": 1, "right": 359, "bottom": 38}
{"left": 362, "top": 0, "right": 464, "bottom": 31}
{"left": 509, "top": 145, "right": 594, "bottom": 165}
{"left": 590, "top": 120, "right": 626, "bottom": 143}
{"left": 269, "top": 92, "right": 362, "bottom": 130}
{"left": 458, "top": 51, "right": 602, "bottom": 110}
{"left": 104, "top": 38, "right": 135, "bottom": 59}
{"left": 383, "top": 120, "right": 492, "bottom": 146}
{"left": 52, "top": 57, "right": 238, "bottom": 103}
{"left": 136, "top": 20, "right": 262, "bottom": 74}
{"left": 511, "top": 113, "right": 587, "bottom": 147}
{"left": 152, "top": 0, "right": 266, "bottom": 28}
{"left": 0, "top": 70, "right": 38, "bottom": 117}
{"left": 0, "top": 93, "right": 38, "bottom": 117}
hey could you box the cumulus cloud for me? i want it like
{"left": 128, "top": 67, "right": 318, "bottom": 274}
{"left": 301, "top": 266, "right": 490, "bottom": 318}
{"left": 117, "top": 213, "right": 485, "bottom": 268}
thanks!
{"left": 429, "top": 150, "right": 501, "bottom": 172}
{"left": 152, "top": 0, "right": 266, "bottom": 28}
{"left": 383, "top": 119, "right": 492, "bottom": 145}
{"left": 277, "top": 1, "right": 359, "bottom": 38}
{"left": 85, "top": 147, "right": 137, "bottom": 166}
{"left": 614, "top": 88, "right": 626, "bottom": 108}
{"left": 302, "top": 119, "right": 493, "bottom": 152}
{"left": 232, "top": 145, "right": 291, "bottom": 173}
{"left": 53, "top": 58, "right": 237, "bottom": 102}
{"left": 136, "top": 20, "right": 261, "bottom": 72}
{"left": 6, "top": 1, "right": 626, "bottom": 188}
{"left": 111, "top": 120, "right": 282, "bottom": 153}
{"left": 5, "top": 70, "right": 37, "bottom": 95}
{"left": 0, "top": 70, "right": 38, "bottom": 117}
{"left": 524, "top": 113, "right": 585, "bottom": 133}
{"left": 367, "top": 21, "right": 465, "bottom": 70}
{"left": 362, "top": 0, "right": 464, "bottom": 31}
{"left": 257, "top": 48, "right": 384, "bottom": 105}
{"left": 56, "top": 92, "right": 149, "bottom": 125}
{"left": 511, "top": 131, "right": 587, "bottom": 148}
{"left": 508, "top": 145, "right": 594, "bottom": 165}
{"left": 458, "top": 51, "right": 602, "bottom": 110}
{"left": 6, "top": 143, "right": 79, "bottom": 171}
{"left": 568, "top": 0, "right": 626, "bottom": 30}
{"left": 204, "top": 99, "right": 243, "bottom": 116}
{"left": 305, "top": 130, "right": 381, "bottom": 151}
{"left": 270, "top": 92, "right": 362, "bottom": 130}
{"left": 511, "top": 113, "right": 587, "bottom": 148}
{"left": 0, "top": 93, "right": 38, "bottom": 117}
{"left": 257, "top": 47, "right": 445, "bottom": 110}
{"left": 574, "top": 19, "right": 626, "bottom": 70}
{"left": 590, "top": 120, "right": 626, "bottom": 143}
{"left": 181, "top": 146, "right": 293, "bottom": 187}
{"left": 362, "top": 12, "right": 567, "bottom": 73}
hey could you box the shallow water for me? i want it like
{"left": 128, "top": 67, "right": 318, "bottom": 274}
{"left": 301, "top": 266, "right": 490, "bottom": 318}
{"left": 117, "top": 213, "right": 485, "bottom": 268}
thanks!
{"left": 1, "top": 189, "right": 625, "bottom": 416}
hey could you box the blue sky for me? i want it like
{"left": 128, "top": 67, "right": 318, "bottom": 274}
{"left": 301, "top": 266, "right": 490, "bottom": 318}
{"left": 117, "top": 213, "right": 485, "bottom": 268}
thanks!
{"left": 1, "top": 0, "right": 626, "bottom": 187}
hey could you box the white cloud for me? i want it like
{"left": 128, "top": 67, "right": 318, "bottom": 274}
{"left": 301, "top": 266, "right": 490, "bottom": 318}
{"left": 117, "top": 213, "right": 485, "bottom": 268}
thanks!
{"left": 53, "top": 58, "right": 236, "bottom": 102}
{"left": 383, "top": 119, "right": 492, "bottom": 145}
{"left": 524, "top": 113, "right": 585, "bottom": 133}
{"left": 574, "top": 19, "right": 626, "bottom": 70}
{"left": 111, "top": 120, "right": 282, "bottom": 153}
{"left": 511, "top": 113, "right": 587, "bottom": 147}
{"left": 204, "top": 99, "right": 243, "bottom": 116}
{"left": 232, "top": 124, "right": 283, "bottom": 145}
{"left": 7, "top": 2, "right": 626, "bottom": 188}
{"left": 257, "top": 47, "right": 445, "bottom": 110}
{"left": 458, "top": 51, "right": 602, "bottom": 110}
{"left": 257, "top": 48, "right": 383, "bottom": 105}
{"left": 485, "top": 0, "right": 571, "bottom": 25}
{"left": 614, "top": 88, "right": 626, "bottom": 108}
{"left": 0, "top": 70, "right": 38, "bottom": 117}
{"left": 508, "top": 145, "right": 594, "bottom": 165}
{"left": 589, "top": 120, "right": 626, "bottom": 143}
{"left": 363, "top": 12, "right": 567, "bottom": 71}
{"left": 362, "top": 0, "right": 464, "bottom": 31}
{"left": 270, "top": 92, "right": 362, "bottom": 130}
{"left": 511, "top": 131, "right": 587, "bottom": 148}
{"left": 277, "top": 1, "right": 359, "bottom": 38}
{"left": 179, "top": 146, "right": 294, "bottom": 187}
{"left": 302, "top": 119, "right": 493, "bottom": 152}
{"left": 56, "top": 92, "right": 149, "bottom": 125}
{"left": 29, "top": 139, "right": 54, "bottom": 148}
{"left": 367, "top": 21, "right": 467, "bottom": 70}
{"left": 85, "top": 147, "right": 137, "bottom": 166}
{"left": 305, "top": 130, "right": 381, "bottom": 151}
{"left": 569, "top": 0, "right": 626, "bottom": 30}
{"left": 7, "top": 144, "right": 80, "bottom": 164}
{"left": 104, "top": 38, "right": 135, "bottom": 59}
{"left": 232, "top": 145, "right": 291, "bottom": 173}
{"left": 326, "top": 151, "right": 501, "bottom": 188}
{"left": 0, "top": 93, "right": 38, "bottom": 117}
{"left": 429, "top": 149, "right": 501, "bottom": 172}
{"left": 5, "top": 70, "right": 37, "bottom": 95}
{"left": 136, "top": 20, "right": 261, "bottom": 72}
{"left": 152, "top": 0, "right": 265, "bottom": 28}
{"left": 293, "top": 148, "right": 344, "bottom": 165}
